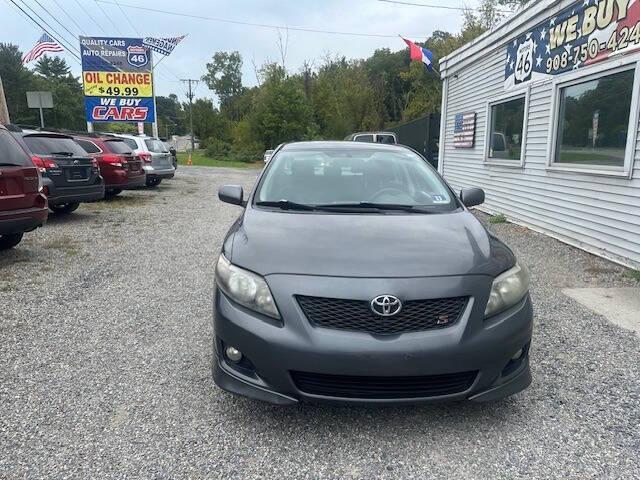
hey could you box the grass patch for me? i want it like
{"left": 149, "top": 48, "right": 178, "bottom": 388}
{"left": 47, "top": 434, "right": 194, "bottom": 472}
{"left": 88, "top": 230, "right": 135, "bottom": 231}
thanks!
{"left": 624, "top": 269, "right": 640, "bottom": 282}
{"left": 86, "top": 194, "right": 149, "bottom": 211}
{"left": 489, "top": 214, "right": 508, "bottom": 224}
{"left": 178, "top": 151, "right": 263, "bottom": 169}
{"left": 43, "top": 236, "right": 79, "bottom": 256}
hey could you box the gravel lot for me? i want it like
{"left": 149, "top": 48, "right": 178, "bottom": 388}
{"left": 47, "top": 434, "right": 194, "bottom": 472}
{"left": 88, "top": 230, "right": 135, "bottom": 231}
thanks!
{"left": 1, "top": 166, "right": 638, "bottom": 479}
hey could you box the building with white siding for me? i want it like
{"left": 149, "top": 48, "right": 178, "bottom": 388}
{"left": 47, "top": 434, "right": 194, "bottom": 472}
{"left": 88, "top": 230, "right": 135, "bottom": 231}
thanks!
{"left": 438, "top": 0, "right": 640, "bottom": 268}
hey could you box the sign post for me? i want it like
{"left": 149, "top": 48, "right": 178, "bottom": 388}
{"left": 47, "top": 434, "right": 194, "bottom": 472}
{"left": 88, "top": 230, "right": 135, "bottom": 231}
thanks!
{"left": 80, "top": 37, "right": 155, "bottom": 128}
{"left": 26, "top": 91, "right": 54, "bottom": 128}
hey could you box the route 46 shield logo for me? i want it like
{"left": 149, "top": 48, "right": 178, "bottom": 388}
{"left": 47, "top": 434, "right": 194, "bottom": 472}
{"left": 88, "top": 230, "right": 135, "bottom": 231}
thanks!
{"left": 127, "top": 45, "right": 149, "bottom": 68}
{"left": 515, "top": 39, "right": 534, "bottom": 84}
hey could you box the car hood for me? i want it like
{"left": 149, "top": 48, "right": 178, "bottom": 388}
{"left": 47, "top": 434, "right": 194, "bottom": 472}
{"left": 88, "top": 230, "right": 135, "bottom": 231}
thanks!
{"left": 225, "top": 208, "right": 515, "bottom": 278}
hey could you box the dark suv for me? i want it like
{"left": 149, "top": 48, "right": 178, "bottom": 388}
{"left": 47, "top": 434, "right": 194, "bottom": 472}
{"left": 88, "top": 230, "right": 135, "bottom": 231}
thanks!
{"left": 74, "top": 135, "right": 146, "bottom": 197}
{"left": 0, "top": 125, "right": 48, "bottom": 250}
{"left": 12, "top": 130, "right": 105, "bottom": 214}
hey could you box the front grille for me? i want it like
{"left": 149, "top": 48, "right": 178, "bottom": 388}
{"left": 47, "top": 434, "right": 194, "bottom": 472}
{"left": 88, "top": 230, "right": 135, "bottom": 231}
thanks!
{"left": 291, "top": 371, "right": 478, "bottom": 399}
{"left": 297, "top": 295, "right": 468, "bottom": 335}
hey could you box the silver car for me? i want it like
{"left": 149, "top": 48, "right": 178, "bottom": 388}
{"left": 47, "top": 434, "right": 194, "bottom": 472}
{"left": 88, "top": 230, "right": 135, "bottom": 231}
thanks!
{"left": 114, "top": 134, "right": 175, "bottom": 187}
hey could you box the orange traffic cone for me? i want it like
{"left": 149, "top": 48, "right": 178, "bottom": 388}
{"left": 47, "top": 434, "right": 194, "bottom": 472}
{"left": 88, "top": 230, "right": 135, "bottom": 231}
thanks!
{"left": 187, "top": 153, "right": 193, "bottom": 166}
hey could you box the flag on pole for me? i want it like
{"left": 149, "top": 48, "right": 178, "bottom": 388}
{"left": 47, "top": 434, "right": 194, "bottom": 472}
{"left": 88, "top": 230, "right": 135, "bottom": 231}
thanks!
{"left": 402, "top": 37, "right": 434, "bottom": 71}
{"left": 143, "top": 36, "right": 187, "bottom": 56}
{"left": 22, "top": 33, "right": 64, "bottom": 64}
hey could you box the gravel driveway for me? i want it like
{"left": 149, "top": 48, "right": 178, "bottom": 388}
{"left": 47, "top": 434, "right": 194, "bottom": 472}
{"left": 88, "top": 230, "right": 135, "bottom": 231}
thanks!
{"left": 1, "top": 166, "right": 638, "bottom": 479}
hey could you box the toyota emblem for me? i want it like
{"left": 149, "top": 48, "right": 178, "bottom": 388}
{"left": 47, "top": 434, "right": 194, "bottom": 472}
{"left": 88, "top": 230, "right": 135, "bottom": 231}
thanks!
{"left": 370, "top": 295, "right": 402, "bottom": 317}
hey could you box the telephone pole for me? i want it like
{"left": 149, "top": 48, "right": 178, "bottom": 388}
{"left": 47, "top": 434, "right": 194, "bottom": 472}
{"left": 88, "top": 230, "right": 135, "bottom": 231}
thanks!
{"left": 0, "top": 74, "right": 11, "bottom": 125}
{"left": 181, "top": 79, "right": 199, "bottom": 153}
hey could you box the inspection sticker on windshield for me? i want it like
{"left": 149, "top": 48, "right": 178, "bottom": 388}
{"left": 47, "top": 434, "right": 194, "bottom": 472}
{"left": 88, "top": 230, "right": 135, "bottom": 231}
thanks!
{"left": 430, "top": 194, "right": 448, "bottom": 204}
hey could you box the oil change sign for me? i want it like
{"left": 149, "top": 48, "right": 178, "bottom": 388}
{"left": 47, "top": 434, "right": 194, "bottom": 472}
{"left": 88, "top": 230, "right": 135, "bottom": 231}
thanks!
{"left": 80, "top": 37, "right": 155, "bottom": 122}
{"left": 505, "top": 0, "right": 640, "bottom": 90}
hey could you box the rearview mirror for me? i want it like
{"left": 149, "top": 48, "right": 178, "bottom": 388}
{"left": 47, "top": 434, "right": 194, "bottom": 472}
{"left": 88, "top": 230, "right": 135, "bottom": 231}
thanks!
{"left": 460, "top": 187, "right": 485, "bottom": 208}
{"left": 219, "top": 185, "right": 244, "bottom": 206}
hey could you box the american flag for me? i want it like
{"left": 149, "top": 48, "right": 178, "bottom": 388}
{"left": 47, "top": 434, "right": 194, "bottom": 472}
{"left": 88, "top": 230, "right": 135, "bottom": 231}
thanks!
{"left": 22, "top": 33, "right": 64, "bottom": 64}
{"left": 454, "top": 112, "right": 476, "bottom": 149}
{"left": 143, "top": 36, "right": 186, "bottom": 56}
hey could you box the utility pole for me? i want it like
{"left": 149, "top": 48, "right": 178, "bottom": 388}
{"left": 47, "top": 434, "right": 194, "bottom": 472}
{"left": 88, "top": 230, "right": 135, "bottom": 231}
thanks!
{"left": 0, "top": 75, "right": 11, "bottom": 125}
{"left": 181, "top": 79, "right": 199, "bottom": 153}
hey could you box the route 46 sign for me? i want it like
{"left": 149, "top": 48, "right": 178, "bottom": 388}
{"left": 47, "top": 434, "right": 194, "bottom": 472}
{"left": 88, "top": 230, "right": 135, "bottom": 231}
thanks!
{"left": 515, "top": 39, "right": 534, "bottom": 84}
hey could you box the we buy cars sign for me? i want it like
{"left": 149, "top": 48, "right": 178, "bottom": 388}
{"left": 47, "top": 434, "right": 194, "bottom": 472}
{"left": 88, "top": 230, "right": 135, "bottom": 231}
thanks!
{"left": 80, "top": 37, "right": 155, "bottom": 123}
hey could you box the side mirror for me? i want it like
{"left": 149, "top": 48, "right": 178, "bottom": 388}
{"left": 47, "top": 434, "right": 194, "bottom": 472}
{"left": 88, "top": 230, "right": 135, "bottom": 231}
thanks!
{"left": 219, "top": 185, "right": 244, "bottom": 206}
{"left": 460, "top": 187, "right": 485, "bottom": 208}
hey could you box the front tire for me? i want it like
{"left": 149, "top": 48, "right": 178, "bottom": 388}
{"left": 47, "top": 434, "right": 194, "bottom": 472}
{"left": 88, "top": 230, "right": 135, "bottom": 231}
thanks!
{"left": 146, "top": 178, "right": 162, "bottom": 187}
{"left": 0, "top": 233, "right": 24, "bottom": 251}
{"left": 50, "top": 202, "right": 80, "bottom": 214}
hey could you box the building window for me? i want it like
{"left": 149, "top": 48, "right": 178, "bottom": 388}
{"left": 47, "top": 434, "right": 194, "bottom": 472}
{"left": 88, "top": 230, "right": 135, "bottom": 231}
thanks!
{"left": 554, "top": 69, "right": 634, "bottom": 168}
{"left": 488, "top": 96, "right": 526, "bottom": 162}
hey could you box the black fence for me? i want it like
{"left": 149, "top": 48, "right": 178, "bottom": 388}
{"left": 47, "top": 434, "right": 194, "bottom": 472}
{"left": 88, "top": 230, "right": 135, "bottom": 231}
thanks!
{"left": 387, "top": 114, "right": 440, "bottom": 168}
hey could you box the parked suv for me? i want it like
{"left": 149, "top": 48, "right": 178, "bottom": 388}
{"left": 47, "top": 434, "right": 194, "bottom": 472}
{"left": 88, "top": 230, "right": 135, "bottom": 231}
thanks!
{"left": 0, "top": 125, "right": 48, "bottom": 250}
{"left": 12, "top": 130, "right": 104, "bottom": 214}
{"left": 113, "top": 134, "right": 175, "bottom": 187}
{"left": 74, "top": 135, "right": 146, "bottom": 197}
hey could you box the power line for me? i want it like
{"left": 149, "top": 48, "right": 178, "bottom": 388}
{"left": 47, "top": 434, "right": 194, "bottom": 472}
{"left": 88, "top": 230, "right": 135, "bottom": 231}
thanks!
{"left": 92, "top": 0, "right": 124, "bottom": 35}
{"left": 377, "top": 0, "right": 512, "bottom": 14}
{"left": 96, "top": 0, "right": 433, "bottom": 39}
{"left": 51, "top": 0, "right": 86, "bottom": 34}
{"left": 113, "top": 0, "right": 140, "bottom": 36}
{"left": 6, "top": 0, "right": 81, "bottom": 62}
{"left": 72, "top": 0, "right": 107, "bottom": 35}
{"left": 32, "top": 0, "right": 81, "bottom": 40}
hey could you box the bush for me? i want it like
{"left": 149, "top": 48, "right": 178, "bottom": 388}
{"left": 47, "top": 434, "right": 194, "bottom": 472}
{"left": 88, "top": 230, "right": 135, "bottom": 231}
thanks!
{"left": 204, "top": 138, "right": 231, "bottom": 158}
{"left": 204, "top": 138, "right": 262, "bottom": 163}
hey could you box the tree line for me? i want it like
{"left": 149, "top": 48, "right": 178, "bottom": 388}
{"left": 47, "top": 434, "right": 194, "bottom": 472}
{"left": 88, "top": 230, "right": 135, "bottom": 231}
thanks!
{"left": 0, "top": 0, "right": 524, "bottom": 162}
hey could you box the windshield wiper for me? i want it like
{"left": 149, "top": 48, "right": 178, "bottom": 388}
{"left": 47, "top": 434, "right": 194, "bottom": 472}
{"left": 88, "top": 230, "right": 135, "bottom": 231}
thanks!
{"left": 255, "top": 200, "right": 317, "bottom": 211}
{"left": 315, "top": 202, "right": 433, "bottom": 213}
{"left": 0, "top": 162, "right": 21, "bottom": 166}
{"left": 49, "top": 151, "right": 74, "bottom": 157}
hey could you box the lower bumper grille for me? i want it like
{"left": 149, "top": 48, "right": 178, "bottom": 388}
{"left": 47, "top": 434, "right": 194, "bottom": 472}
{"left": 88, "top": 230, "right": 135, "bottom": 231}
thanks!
{"left": 291, "top": 370, "right": 478, "bottom": 399}
{"left": 297, "top": 295, "right": 468, "bottom": 335}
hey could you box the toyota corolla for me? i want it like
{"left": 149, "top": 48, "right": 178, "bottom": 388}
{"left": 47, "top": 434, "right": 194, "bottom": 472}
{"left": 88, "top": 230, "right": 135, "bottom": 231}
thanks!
{"left": 214, "top": 142, "right": 533, "bottom": 405}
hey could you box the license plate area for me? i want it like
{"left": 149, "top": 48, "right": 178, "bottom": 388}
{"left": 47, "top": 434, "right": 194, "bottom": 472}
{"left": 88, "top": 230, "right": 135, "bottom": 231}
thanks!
{"left": 66, "top": 167, "right": 89, "bottom": 181}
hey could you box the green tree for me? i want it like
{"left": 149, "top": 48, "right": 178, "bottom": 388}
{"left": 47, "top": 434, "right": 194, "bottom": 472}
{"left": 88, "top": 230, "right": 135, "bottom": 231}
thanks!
{"left": 202, "top": 51, "right": 245, "bottom": 116}
{"left": 0, "top": 43, "right": 37, "bottom": 124}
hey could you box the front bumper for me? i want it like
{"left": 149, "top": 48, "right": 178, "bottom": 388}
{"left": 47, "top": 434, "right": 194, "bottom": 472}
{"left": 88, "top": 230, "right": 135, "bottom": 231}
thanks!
{"left": 212, "top": 274, "right": 534, "bottom": 405}
{"left": 43, "top": 177, "right": 105, "bottom": 206}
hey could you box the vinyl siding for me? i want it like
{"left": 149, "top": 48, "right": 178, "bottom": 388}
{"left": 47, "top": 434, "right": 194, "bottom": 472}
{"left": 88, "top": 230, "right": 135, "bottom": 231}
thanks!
{"left": 441, "top": 5, "right": 640, "bottom": 268}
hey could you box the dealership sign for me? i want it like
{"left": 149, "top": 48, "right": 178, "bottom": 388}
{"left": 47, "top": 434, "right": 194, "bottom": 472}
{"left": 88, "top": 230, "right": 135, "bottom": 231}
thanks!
{"left": 505, "top": 0, "right": 640, "bottom": 90}
{"left": 80, "top": 37, "right": 155, "bottom": 122}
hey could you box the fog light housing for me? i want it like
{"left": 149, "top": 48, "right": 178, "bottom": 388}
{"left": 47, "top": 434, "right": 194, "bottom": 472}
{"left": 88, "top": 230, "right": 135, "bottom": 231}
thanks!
{"left": 225, "top": 346, "right": 243, "bottom": 363}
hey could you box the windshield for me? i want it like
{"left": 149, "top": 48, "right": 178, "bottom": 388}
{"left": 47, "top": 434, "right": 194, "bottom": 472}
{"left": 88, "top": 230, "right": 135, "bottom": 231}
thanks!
{"left": 256, "top": 146, "right": 455, "bottom": 211}
{"left": 145, "top": 139, "right": 168, "bottom": 153}
{"left": 23, "top": 135, "right": 88, "bottom": 157}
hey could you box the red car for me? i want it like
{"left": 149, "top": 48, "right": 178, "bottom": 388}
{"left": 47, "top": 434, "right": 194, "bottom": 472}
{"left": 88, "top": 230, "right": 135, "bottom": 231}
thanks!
{"left": 0, "top": 125, "right": 48, "bottom": 250}
{"left": 74, "top": 135, "right": 146, "bottom": 197}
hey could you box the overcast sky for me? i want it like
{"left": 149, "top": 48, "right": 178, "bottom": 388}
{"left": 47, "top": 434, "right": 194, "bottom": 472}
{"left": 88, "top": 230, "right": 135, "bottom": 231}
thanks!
{"left": 4, "top": 0, "right": 483, "bottom": 103}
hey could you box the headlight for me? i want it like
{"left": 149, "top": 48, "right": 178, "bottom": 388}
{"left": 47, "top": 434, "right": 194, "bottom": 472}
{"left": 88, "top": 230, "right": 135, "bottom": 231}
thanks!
{"left": 215, "top": 254, "right": 280, "bottom": 319}
{"left": 485, "top": 263, "right": 530, "bottom": 318}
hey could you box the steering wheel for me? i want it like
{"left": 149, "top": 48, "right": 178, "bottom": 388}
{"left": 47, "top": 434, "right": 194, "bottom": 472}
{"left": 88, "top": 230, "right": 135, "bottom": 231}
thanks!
{"left": 370, "top": 188, "right": 408, "bottom": 202}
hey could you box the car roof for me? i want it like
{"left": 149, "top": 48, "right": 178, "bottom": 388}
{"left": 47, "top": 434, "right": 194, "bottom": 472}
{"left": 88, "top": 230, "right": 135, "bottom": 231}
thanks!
{"left": 281, "top": 141, "right": 408, "bottom": 152}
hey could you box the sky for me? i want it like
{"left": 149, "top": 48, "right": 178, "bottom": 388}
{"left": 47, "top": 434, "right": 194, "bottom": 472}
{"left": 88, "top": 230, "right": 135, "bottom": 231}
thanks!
{"left": 3, "top": 0, "right": 484, "bottom": 103}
